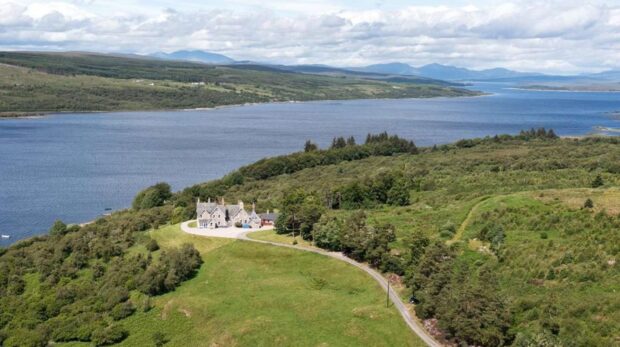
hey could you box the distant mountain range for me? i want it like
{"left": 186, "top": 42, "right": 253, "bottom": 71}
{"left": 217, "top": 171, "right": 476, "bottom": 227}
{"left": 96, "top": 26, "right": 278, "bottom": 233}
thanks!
{"left": 147, "top": 50, "right": 620, "bottom": 84}
{"left": 349, "top": 62, "right": 541, "bottom": 81}
{"left": 353, "top": 62, "right": 620, "bottom": 83}
{"left": 150, "top": 50, "right": 235, "bottom": 64}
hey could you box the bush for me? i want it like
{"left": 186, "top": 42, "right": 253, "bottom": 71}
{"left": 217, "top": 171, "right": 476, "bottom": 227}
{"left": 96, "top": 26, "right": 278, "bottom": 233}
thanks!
{"left": 275, "top": 189, "right": 325, "bottom": 239}
{"left": 110, "top": 301, "right": 135, "bottom": 320}
{"left": 591, "top": 175, "right": 604, "bottom": 188}
{"left": 304, "top": 140, "right": 318, "bottom": 152}
{"left": 153, "top": 332, "right": 168, "bottom": 346}
{"left": 146, "top": 239, "right": 160, "bottom": 252}
{"left": 49, "top": 219, "right": 67, "bottom": 236}
{"left": 439, "top": 222, "right": 456, "bottom": 238}
{"left": 3, "top": 328, "right": 48, "bottom": 347}
{"left": 47, "top": 316, "right": 96, "bottom": 342}
{"left": 583, "top": 198, "right": 594, "bottom": 209}
{"left": 138, "top": 244, "right": 202, "bottom": 296}
{"left": 133, "top": 182, "right": 172, "bottom": 210}
{"left": 313, "top": 216, "right": 342, "bottom": 251}
{"left": 339, "top": 212, "right": 395, "bottom": 268}
{"left": 91, "top": 324, "right": 128, "bottom": 346}
{"left": 387, "top": 180, "right": 411, "bottom": 206}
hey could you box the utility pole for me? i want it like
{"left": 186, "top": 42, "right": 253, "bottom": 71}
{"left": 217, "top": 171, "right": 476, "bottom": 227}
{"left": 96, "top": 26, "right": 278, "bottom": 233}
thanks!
{"left": 386, "top": 279, "right": 390, "bottom": 308}
{"left": 292, "top": 212, "right": 296, "bottom": 241}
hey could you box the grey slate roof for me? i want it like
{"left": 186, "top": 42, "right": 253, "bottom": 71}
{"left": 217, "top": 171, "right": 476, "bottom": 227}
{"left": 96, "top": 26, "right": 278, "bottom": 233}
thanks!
{"left": 226, "top": 205, "right": 242, "bottom": 219}
{"left": 197, "top": 202, "right": 222, "bottom": 216}
{"left": 197, "top": 202, "right": 243, "bottom": 218}
{"left": 259, "top": 212, "right": 278, "bottom": 221}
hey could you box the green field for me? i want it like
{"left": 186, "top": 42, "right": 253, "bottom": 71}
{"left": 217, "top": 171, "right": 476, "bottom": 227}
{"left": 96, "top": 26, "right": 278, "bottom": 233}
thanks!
{"left": 248, "top": 229, "right": 314, "bottom": 247}
{"left": 0, "top": 52, "right": 477, "bottom": 116}
{"left": 115, "top": 224, "right": 423, "bottom": 346}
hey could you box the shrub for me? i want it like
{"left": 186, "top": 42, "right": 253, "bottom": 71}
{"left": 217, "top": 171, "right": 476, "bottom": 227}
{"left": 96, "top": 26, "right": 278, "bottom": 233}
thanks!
{"left": 2, "top": 328, "right": 47, "bottom": 347}
{"left": 591, "top": 175, "right": 604, "bottom": 188}
{"left": 91, "top": 324, "right": 128, "bottom": 346}
{"left": 138, "top": 244, "right": 202, "bottom": 296}
{"left": 304, "top": 140, "right": 318, "bottom": 152}
{"left": 339, "top": 212, "right": 395, "bottom": 268}
{"left": 439, "top": 222, "right": 456, "bottom": 238}
{"left": 146, "top": 239, "right": 160, "bottom": 252}
{"left": 133, "top": 182, "right": 172, "bottom": 210}
{"left": 275, "top": 189, "right": 325, "bottom": 239}
{"left": 313, "top": 216, "right": 342, "bottom": 251}
{"left": 546, "top": 268, "right": 556, "bottom": 280}
{"left": 153, "top": 332, "right": 168, "bottom": 346}
{"left": 583, "top": 198, "right": 594, "bottom": 209}
{"left": 110, "top": 301, "right": 135, "bottom": 321}
{"left": 49, "top": 220, "right": 67, "bottom": 236}
{"left": 387, "top": 180, "right": 411, "bottom": 206}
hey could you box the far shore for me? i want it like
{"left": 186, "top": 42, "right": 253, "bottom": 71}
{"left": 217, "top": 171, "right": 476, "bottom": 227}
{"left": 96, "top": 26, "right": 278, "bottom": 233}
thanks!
{"left": 0, "top": 91, "right": 488, "bottom": 120}
{"left": 508, "top": 87, "right": 620, "bottom": 93}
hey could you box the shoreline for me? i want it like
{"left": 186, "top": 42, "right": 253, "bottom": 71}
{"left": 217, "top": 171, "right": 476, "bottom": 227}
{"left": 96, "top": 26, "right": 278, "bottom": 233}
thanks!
{"left": 1, "top": 131, "right": 617, "bottom": 247}
{"left": 0, "top": 91, "right": 486, "bottom": 120}
{"left": 508, "top": 87, "right": 620, "bottom": 93}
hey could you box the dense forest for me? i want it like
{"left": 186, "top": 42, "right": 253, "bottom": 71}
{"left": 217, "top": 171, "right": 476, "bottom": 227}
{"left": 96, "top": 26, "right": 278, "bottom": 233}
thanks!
{"left": 0, "top": 205, "right": 202, "bottom": 346}
{"left": 0, "top": 52, "right": 477, "bottom": 116}
{"left": 1, "top": 131, "right": 618, "bottom": 346}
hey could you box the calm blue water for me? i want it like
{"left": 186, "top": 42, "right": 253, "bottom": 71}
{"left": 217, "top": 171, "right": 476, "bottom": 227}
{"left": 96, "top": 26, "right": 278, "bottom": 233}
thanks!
{"left": 1, "top": 83, "right": 619, "bottom": 244}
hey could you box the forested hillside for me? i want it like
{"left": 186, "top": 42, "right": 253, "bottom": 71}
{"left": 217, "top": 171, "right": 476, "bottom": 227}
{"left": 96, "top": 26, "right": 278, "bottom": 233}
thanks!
{"left": 1, "top": 132, "right": 618, "bottom": 346}
{"left": 0, "top": 52, "right": 477, "bottom": 116}
{"left": 173, "top": 131, "right": 620, "bottom": 346}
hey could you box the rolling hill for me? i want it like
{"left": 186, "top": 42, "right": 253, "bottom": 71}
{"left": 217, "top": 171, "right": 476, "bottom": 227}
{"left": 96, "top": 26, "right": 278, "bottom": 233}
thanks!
{"left": 0, "top": 52, "right": 478, "bottom": 116}
{"left": 150, "top": 50, "right": 235, "bottom": 64}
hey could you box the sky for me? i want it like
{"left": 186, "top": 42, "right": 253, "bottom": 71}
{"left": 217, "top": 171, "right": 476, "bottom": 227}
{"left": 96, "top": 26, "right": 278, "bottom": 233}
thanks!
{"left": 1, "top": 0, "right": 620, "bottom": 74}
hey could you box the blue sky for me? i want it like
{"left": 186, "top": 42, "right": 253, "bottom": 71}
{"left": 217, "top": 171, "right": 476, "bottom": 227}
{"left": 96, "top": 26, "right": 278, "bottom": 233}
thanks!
{"left": 1, "top": 0, "right": 620, "bottom": 73}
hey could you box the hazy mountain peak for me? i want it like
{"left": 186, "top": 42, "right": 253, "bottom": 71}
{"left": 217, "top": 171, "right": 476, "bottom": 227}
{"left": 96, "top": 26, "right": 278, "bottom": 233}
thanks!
{"left": 356, "top": 62, "right": 541, "bottom": 81}
{"left": 150, "top": 50, "right": 235, "bottom": 64}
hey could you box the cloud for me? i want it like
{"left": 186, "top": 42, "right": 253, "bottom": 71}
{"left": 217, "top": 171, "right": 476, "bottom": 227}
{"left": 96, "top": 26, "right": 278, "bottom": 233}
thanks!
{"left": 0, "top": 0, "right": 619, "bottom": 73}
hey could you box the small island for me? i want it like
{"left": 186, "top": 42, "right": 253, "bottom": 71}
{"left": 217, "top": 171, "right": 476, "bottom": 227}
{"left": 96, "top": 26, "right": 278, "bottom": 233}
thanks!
{"left": 519, "top": 83, "right": 620, "bottom": 92}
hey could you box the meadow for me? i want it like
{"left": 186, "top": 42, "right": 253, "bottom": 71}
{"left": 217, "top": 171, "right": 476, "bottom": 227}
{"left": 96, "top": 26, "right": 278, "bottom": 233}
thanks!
{"left": 118, "top": 224, "right": 423, "bottom": 346}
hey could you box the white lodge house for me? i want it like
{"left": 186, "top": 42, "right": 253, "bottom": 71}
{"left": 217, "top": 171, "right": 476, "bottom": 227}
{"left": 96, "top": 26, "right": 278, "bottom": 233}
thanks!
{"left": 196, "top": 198, "right": 262, "bottom": 229}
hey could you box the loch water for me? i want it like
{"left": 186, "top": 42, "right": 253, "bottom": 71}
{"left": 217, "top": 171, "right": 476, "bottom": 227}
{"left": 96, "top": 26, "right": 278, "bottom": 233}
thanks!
{"left": 1, "top": 82, "right": 619, "bottom": 244}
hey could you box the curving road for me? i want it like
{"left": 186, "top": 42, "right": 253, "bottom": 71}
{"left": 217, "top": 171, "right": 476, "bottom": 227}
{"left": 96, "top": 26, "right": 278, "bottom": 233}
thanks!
{"left": 180, "top": 221, "right": 442, "bottom": 347}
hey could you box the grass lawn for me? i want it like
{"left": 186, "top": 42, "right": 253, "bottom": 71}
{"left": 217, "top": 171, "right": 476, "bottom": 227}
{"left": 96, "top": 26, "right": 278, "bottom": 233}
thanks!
{"left": 113, "top": 224, "right": 423, "bottom": 346}
{"left": 247, "top": 229, "right": 314, "bottom": 248}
